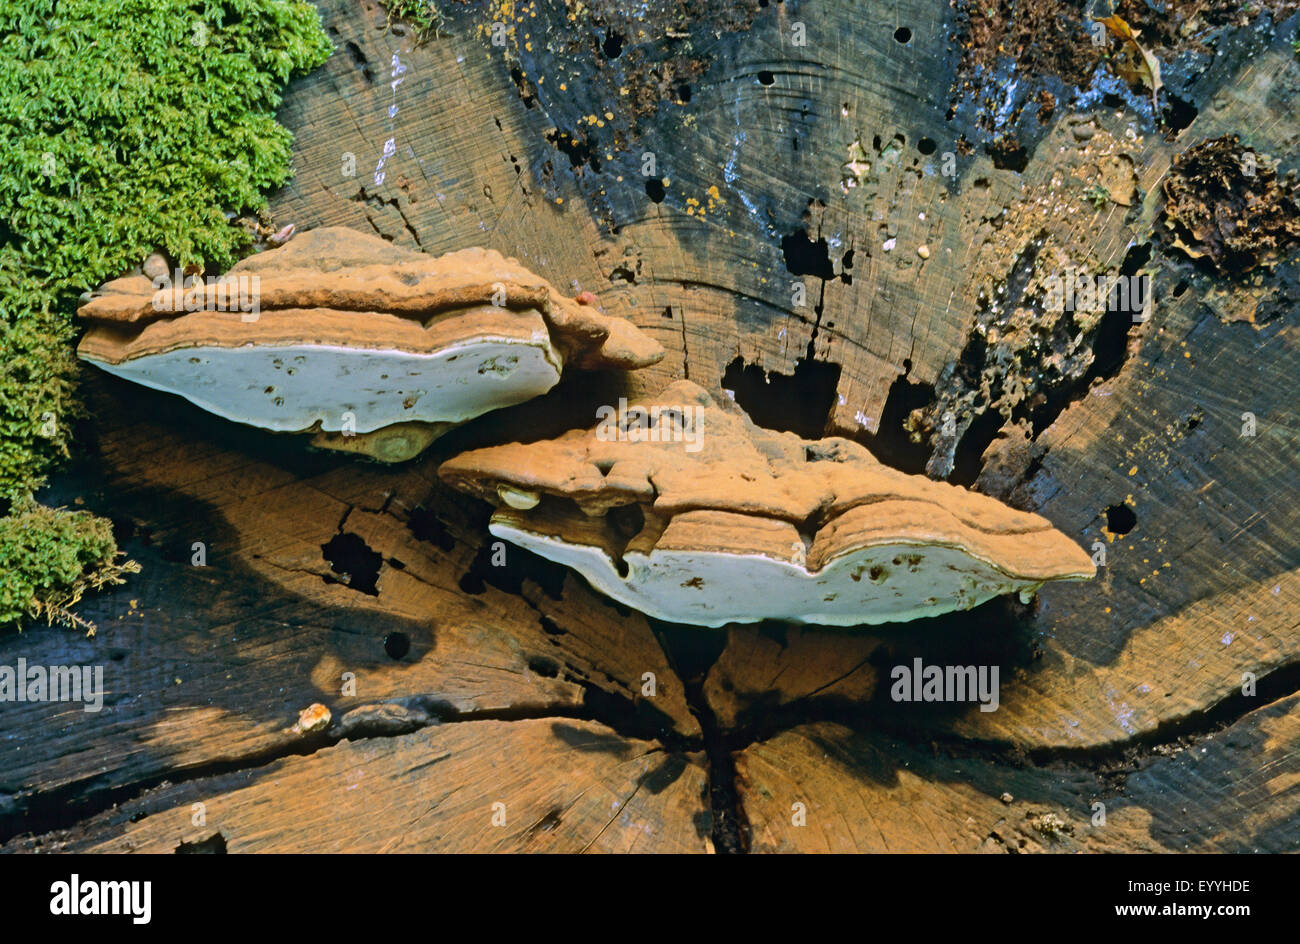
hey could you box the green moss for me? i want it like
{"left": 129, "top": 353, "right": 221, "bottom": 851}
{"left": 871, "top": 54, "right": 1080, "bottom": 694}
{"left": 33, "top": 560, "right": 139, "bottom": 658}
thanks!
{"left": 1083, "top": 183, "right": 1111, "bottom": 210}
{"left": 384, "top": 0, "right": 446, "bottom": 42}
{"left": 0, "top": 0, "right": 332, "bottom": 632}
{"left": 0, "top": 497, "right": 140, "bottom": 634}
{"left": 0, "top": 260, "right": 79, "bottom": 503}
{"left": 0, "top": 0, "right": 333, "bottom": 281}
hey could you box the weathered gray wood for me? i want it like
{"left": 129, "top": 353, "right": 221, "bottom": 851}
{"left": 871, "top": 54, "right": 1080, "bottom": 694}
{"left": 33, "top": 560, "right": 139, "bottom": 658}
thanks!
{"left": 12, "top": 719, "right": 711, "bottom": 854}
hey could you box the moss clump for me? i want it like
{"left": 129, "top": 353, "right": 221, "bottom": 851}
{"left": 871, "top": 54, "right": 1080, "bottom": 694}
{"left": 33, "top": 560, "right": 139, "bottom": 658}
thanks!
{"left": 1082, "top": 183, "right": 1111, "bottom": 210}
{"left": 0, "top": 497, "right": 141, "bottom": 634}
{"left": 384, "top": 0, "right": 446, "bottom": 41}
{"left": 0, "top": 258, "right": 80, "bottom": 502}
{"left": 0, "top": 0, "right": 332, "bottom": 631}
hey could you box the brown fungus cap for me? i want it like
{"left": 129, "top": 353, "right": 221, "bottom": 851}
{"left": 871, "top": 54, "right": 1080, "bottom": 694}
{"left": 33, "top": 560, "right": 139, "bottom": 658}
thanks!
{"left": 75, "top": 228, "right": 663, "bottom": 460}
{"left": 77, "top": 227, "right": 664, "bottom": 371}
{"left": 439, "top": 381, "right": 1096, "bottom": 627}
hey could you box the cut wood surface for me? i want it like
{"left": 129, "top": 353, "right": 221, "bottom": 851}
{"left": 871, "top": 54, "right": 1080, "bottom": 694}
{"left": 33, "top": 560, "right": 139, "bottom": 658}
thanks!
{"left": 737, "top": 693, "right": 1300, "bottom": 853}
{"left": 0, "top": 370, "right": 698, "bottom": 844}
{"left": 3, "top": 0, "right": 1298, "bottom": 852}
{"left": 15, "top": 720, "right": 710, "bottom": 854}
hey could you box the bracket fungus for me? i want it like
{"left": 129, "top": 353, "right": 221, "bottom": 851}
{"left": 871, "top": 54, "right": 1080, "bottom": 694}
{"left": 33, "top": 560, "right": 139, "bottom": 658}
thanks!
{"left": 76, "top": 227, "right": 663, "bottom": 462}
{"left": 440, "top": 381, "right": 1096, "bottom": 627}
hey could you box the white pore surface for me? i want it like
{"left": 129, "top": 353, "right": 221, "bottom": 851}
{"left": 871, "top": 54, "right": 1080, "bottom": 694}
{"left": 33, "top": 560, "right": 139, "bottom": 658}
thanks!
{"left": 87, "top": 339, "right": 562, "bottom": 433}
{"left": 491, "top": 519, "right": 1041, "bottom": 627}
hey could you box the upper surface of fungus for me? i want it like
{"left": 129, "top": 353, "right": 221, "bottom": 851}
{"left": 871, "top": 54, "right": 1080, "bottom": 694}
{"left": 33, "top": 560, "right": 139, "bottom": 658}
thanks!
{"left": 439, "top": 381, "right": 1096, "bottom": 627}
{"left": 76, "top": 227, "right": 663, "bottom": 455}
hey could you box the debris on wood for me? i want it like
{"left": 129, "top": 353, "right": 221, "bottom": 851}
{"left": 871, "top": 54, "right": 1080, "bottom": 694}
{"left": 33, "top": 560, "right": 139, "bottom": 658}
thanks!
{"left": 1161, "top": 134, "right": 1300, "bottom": 275}
{"left": 1095, "top": 14, "right": 1163, "bottom": 111}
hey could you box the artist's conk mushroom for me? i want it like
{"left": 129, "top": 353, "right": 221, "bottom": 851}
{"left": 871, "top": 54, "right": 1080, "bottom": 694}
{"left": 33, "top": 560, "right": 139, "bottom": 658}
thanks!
{"left": 440, "top": 382, "right": 1096, "bottom": 627}
{"left": 76, "top": 227, "right": 663, "bottom": 461}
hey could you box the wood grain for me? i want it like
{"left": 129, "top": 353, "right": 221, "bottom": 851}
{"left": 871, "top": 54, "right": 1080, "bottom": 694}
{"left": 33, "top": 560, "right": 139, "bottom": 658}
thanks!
{"left": 14, "top": 720, "right": 710, "bottom": 854}
{"left": 737, "top": 693, "right": 1300, "bottom": 853}
{"left": 4, "top": 0, "right": 1297, "bottom": 852}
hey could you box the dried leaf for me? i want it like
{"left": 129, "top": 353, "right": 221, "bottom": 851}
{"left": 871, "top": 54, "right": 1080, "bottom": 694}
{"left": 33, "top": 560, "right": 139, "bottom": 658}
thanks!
{"left": 1097, "top": 14, "right": 1163, "bottom": 112}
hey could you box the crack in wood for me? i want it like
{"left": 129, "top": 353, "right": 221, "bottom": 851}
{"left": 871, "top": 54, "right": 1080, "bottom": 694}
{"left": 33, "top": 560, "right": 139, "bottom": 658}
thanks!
{"left": 0, "top": 695, "right": 692, "bottom": 845}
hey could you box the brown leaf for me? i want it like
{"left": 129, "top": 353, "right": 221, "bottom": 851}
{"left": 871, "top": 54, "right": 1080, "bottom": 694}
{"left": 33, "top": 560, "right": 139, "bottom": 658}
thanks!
{"left": 1096, "top": 14, "right": 1162, "bottom": 111}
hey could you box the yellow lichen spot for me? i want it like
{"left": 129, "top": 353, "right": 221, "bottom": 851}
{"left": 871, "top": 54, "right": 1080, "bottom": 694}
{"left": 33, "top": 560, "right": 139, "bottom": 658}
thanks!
{"left": 554, "top": 197, "right": 563, "bottom": 205}
{"left": 524, "top": 41, "right": 532, "bottom": 51}
{"left": 1127, "top": 465, "right": 1138, "bottom": 476}
{"left": 559, "top": 82, "right": 567, "bottom": 91}
{"left": 604, "top": 111, "right": 614, "bottom": 120}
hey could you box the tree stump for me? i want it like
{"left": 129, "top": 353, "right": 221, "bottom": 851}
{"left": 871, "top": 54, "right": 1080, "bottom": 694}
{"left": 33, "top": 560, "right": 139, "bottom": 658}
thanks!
{"left": 4, "top": 0, "right": 1298, "bottom": 853}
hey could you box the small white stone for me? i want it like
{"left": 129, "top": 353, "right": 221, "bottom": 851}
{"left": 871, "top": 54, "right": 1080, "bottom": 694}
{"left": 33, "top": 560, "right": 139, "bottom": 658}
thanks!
{"left": 917, "top": 245, "right": 931, "bottom": 259}
{"left": 882, "top": 237, "right": 896, "bottom": 252}
{"left": 296, "top": 703, "right": 331, "bottom": 734}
